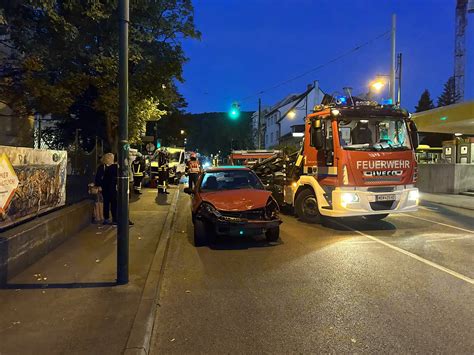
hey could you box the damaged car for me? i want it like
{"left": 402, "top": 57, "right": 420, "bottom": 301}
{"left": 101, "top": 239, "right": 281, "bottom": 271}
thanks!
{"left": 184, "top": 167, "right": 282, "bottom": 246}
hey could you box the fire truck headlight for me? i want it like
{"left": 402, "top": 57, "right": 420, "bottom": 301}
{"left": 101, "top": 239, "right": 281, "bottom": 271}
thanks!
{"left": 408, "top": 190, "right": 419, "bottom": 202}
{"left": 341, "top": 192, "right": 359, "bottom": 204}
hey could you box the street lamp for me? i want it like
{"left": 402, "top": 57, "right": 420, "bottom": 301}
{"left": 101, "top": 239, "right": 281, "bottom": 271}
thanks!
{"left": 288, "top": 110, "right": 296, "bottom": 119}
{"left": 180, "top": 129, "right": 185, "bottom": 135}
{"left": 371, "top": 81, "right": 385, "bottom": 91}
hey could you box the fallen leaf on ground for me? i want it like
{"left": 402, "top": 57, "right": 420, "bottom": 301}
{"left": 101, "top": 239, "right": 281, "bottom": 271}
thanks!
{"left": 185, "top": 290, "right": 191, "bottom": 293}
{"left": 95, "top": 259, "right": 100, "bottom": 263}
{"left": 96, "top": 232, "right": 102, "bottom": 235}
{"left": 170, "top": 338, "right": 176, "bottom": 342}
{"left": 351, "top": 338, "right": 357, "bottom": 343}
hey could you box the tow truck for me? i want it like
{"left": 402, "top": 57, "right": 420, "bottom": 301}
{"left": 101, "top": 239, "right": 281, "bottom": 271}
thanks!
{"left": 229, "top": 150, "right": 281, "bottom": 168}
{"left": 252, "top": 98, "right": 420, "bottom": 222}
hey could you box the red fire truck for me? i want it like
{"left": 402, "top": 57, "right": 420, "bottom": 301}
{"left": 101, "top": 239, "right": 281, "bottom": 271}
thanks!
{"left": 253, "top": 100, "right": 420, "bottom": 222}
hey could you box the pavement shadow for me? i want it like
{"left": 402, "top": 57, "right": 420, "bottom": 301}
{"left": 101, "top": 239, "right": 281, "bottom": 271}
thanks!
{"left": 208, "top": 235, "right": 283, "bottom": 250}
{"left": 1, "top": 281, "right": 117, "bottom": 289}
{"left": 322, "top": 216, "right": 397, "bottom": 232}
{"left": 155, "top": 193, "right": 171, "bottom": 206}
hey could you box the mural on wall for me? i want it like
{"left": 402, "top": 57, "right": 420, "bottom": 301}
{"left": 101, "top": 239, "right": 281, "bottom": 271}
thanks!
{"left": 0, "top": 146, "right": 67, "bottom": 230}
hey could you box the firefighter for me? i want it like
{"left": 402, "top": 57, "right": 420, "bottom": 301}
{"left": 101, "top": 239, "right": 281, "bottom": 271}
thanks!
{"left": 131, "top": 153, "right": 145, "bottom": 194}
{"left": 157, "top": 148, "right": 170, "bottom": 194}
{"left": 187, "top": 152, "right": 201, "bottom": 190}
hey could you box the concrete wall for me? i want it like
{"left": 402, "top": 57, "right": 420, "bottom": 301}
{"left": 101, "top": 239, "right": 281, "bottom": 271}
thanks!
{"left": 417, "top": 164, "right": 474, "bottom": 194}
{"left": 0, "top": 200, "right": 92, "bottom": 283}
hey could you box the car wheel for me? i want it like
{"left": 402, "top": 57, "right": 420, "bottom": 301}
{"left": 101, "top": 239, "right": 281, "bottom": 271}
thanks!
{"left": 193, "top": 219, "right": 215, "bottom": 246}
{"left": 265, "top": 227, "right": 280, "bottom": 242}
{"left": 364, "top": 214, "right": 389, "bottom": 221}
{"left": 295, "top": 189, "right": 321, "bottom": 223}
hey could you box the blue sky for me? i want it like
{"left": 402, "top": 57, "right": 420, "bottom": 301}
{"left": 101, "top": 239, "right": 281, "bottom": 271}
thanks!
{"left": 177, "top": 0, "right": 474, "bottom": 113}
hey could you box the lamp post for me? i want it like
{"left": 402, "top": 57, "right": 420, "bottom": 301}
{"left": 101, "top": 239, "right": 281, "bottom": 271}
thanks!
{"left": 117, "top": 0, "right": 129, "bottom": 285}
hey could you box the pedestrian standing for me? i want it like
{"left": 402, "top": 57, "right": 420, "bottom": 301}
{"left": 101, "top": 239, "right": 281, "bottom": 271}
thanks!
{"left": 187, "top": 152, "right": 201, "bottom": 190}
{"left": 131, "top": 153, "right": 145, "bottom": 194}
{"left": 95, "top": 153, "right": 118, "bottom": 225}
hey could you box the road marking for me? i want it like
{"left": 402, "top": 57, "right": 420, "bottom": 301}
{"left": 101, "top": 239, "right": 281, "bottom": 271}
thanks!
{"left": 418, "top": 205, "right": 439, "bottom": 211}
{"left": 401, "top": 214, "right": 474, "bottom": 234}
{"left": 335, "top": 222, "right": 474, "bottom": 285}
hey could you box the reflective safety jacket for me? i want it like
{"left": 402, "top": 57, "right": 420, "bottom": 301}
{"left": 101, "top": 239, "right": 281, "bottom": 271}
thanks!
{"left": 188, "top": 160, "right": 200, "bottom": 174}
{"left": 132, "top": 160, "right": 145, "bottom": 177}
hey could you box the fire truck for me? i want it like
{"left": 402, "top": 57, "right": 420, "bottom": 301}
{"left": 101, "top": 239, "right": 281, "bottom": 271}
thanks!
{"left": 252, "top": 99, "right": 420, "bottom": 222}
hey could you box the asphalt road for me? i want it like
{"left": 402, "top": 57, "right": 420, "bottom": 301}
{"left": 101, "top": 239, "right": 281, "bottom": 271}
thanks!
{"left": 150, "top": 193, "right": 474, "bottom": 354}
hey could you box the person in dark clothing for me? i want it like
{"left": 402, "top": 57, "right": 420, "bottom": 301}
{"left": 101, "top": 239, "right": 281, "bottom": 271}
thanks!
{"left": 131, "top": 153, "right": 145, "bottom": 194}
{"left": 95, "top": 153, "right": 118, "bottom": 224}
{"left": 186, "top": 152, "right": 201, "bottom": 190}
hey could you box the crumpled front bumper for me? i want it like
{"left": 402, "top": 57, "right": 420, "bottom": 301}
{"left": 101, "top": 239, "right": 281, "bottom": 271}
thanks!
{"left": 201, "top": 214, "right": 281, "bottom": 236}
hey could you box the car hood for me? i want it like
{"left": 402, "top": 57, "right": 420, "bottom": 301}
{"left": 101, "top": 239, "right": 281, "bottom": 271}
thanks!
{"left": 200, "top": 189, "right": 271, "bottom": 211}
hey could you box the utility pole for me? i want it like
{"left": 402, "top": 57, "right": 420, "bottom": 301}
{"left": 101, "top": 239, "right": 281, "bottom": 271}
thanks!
{"left": 454, "top": 0, "right": 468, "bottom": 103}
{"left": 397, "top": 53, "right": 402, "bottom": 105}
{"left": 390, "top": 13, "right": 396, "bottom": 105}
{"left": 258, "top": 98, "right": 262, "bottom": 149}
{"left": 117, "top": 0, "right": 129, "bottom": 285}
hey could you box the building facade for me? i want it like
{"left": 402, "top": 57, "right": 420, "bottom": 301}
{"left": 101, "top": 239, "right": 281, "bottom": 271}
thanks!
{"left": 263, "top": 82, "right": 324, "bottom": 149}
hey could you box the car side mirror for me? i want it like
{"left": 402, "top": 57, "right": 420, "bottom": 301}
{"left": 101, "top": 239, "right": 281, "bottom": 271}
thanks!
{"left": 409, "top": 121, "right": 419, "bottom": 149}
{"left": 310, "top": 120, "right": 324, "bottom": 150}
{"left": 184, "top": 187, "right": 194, "bottom": 195}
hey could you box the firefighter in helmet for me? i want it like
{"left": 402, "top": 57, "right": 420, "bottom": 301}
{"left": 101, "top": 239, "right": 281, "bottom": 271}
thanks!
{"left": 131, "top": 152, "right": 145, "bottom": 194}
{"left": 157, "top": 148, "right": 170, "bottom": 194}
{"left": 187, "top": 152, "right": 201, "bottom": 190}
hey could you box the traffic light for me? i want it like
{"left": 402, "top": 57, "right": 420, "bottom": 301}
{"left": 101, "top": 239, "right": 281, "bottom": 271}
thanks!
{"left": 228, "top": 102, "right": 240, "bottom": 119}
{"left": 156, "top": 139, "right": 162, "bottom": 148}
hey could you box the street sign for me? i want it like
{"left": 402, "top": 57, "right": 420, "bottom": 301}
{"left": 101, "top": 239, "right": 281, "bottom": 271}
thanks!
{"left": 142, "top": 135, "right": 155, "bottom": 142}
{"left": 0, "top": 153, "right": 19, "bottom": 213}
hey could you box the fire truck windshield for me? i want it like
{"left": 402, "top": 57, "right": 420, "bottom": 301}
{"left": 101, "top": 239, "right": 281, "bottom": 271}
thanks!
{"left": 338, "top": 117, "right": 411, "bottom": 151}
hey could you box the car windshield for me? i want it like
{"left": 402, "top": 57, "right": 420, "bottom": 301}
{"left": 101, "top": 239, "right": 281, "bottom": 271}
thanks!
{"left": 338, "top": 117, "right": 411, "bottom": 151}
{"left": 169, "top": 152, "right": 181, "bottom": 163}
{"left": 200, "top": 170, "right": 264, "bottom": 191}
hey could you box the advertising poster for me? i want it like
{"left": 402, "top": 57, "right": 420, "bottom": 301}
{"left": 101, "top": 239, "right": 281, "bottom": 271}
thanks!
{"left": 0, "top": 146, "right": 67, "bottom": 230}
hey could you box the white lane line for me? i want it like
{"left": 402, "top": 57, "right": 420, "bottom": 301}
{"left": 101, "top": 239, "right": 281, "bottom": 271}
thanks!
{"left": 401, "top": 214, "right": 474, "bottom": 234}
{"left": 335, "top": 222, "right": 474, "bottom": 285}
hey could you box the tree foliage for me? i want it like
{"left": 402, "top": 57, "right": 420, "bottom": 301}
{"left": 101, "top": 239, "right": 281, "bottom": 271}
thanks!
{"left": 415, "top": 89, "right": 435, "bottom": 112}
{"left": 437, "top": 76, "right": 460, "bottom": 107}
{"left": 1, "top": 0, "right": 200, "bottom": 150}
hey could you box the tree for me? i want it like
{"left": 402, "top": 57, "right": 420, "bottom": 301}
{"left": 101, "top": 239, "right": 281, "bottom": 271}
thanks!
{"left": 1, "top": 1, "right": 200, "bottom": 151}
{"left": 415, "top": 89, "right": 435, "bottom": 112}
{"left": 437, "top": 76, "right": 460, "bottom": 107}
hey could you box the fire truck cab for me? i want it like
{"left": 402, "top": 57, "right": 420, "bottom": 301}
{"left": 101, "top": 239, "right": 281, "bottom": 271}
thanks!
{"left": 289, "top": 101, "right": 420, "bottom": 222}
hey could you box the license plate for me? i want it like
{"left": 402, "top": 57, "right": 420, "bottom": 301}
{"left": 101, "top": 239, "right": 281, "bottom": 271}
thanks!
{"left": 376, "top": 194, "right": 396, "bottom": 202}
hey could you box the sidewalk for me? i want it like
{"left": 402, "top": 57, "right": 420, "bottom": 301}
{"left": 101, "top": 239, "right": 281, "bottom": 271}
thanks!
{"left": 420, "top": 192, "right": 474, "bottom": 211}
{"left": 0, "top": 186, "right": 179, "bottom": 354}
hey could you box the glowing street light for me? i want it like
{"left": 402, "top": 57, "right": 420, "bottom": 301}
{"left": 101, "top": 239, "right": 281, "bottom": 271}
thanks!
{"left": 288, "top": 110, "right": 296, "bottom": 119}
{"left": 371, "top": 81, "right": 385, "bottom": 91}
{"left": 180, "top": 129, "right": 185, "bottom": 135}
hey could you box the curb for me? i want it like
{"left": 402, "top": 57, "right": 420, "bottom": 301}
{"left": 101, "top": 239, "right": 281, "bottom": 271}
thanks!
{"left": 124, "top": 188, "right": 180, "bottom": 355}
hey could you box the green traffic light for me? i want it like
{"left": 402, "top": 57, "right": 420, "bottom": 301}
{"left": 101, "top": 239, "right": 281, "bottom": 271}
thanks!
{"left": 229, "top": 106, "right": 240, "bottom": 119}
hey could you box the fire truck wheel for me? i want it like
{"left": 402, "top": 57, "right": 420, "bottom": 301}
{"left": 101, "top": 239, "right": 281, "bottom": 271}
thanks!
{"left": 364, "top": 214, "right": 389, "bottom": 221}
{"left": 295, "top": 189, "right": 321, "bottom": 224}
{"left": 265, "top": 227, "right": 280, "bottom": 242}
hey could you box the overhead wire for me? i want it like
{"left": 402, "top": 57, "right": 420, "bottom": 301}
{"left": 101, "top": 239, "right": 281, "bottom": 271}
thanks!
{"left": 237, "top": 29, "right": 391, "bottom": 103}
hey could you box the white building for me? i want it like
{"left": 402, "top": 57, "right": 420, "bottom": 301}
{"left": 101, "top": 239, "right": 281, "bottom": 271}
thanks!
{"left": 263, "top": 82, "right": 325, "bottom": 149}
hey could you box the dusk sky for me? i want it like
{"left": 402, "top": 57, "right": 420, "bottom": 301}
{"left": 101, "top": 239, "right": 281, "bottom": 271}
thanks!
{"left": 177, "top": 0, "right": 474, "bottom": 114}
